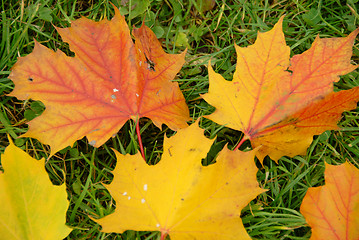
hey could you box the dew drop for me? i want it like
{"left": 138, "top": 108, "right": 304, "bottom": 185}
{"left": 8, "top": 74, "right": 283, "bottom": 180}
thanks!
{"left": 113, "top": 88, "right": 119, "bottom": 92}
{"left": 128, "top": 196, "right": 131, "bottom": 200}
{"left": 156, "top": 223, "right": 160, "bottom": 227}
{"left": 123, "top": 192, "right": 127, "bottom": 196}
{"left": 139, "top": 61, "right": 142, "bottom": 66}
{"left": 89, "top": 140, "right": 96, "bottom": 146}
{"left": 136, "top": 93, "right": 139, "bottom": 97}
{"left": 141, "top": 199, "right": 145, "bottom": 204}
{"left": 143, "top": 184, "right": 148, "bottom": 191}
{"left": 111, "top": 94, "right": 116, "bottom": 99}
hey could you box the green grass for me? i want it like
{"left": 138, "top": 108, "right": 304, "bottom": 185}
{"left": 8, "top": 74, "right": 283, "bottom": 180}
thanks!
{"left": 1, "top": 0, "right": 358, "bottom": 239}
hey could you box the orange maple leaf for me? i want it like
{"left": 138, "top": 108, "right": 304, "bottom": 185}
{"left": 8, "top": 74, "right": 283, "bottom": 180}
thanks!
{"left": 300, "top": 162, "right": 359, "bottom": 240}
{"left": 202, "top": 16, "right": 359, "bottom": 162}
{"left": 8, "top": 8, "right": 190, "bottom": 156}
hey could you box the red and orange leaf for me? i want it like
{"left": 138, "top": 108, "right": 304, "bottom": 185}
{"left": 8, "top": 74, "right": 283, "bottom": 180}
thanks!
{"left": 252, "top": 87, "right": 359, "bottom": 162}
{"left": 94, "top": 122, "right": 265, "bottom": 239}
{"left": 300, "top": 162, "right": 359, "bottom": 240}
{"left": 8, "top": 8, "right": 189, "bottom": 155}
{"left": 202, "top": 17, "right": 358, "bottom": 161}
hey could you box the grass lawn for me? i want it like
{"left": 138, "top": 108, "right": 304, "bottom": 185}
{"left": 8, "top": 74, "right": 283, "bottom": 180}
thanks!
{"left": 1, "top": 0, "right": 358, "bottom": 239}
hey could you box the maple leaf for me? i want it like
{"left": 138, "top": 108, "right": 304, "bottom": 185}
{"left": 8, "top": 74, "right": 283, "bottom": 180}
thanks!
{"left": 93, "top": 121, "right": 265, "bottom": 239}
{"left": 8, "top": 7, "right": 190, "bottom": 156}
{"left": 0, "top": 138, "right": 71, "bottom": 239}
{"left": 202, "top": 17, "right": 359, "bottom": 162}
{"left": 300, "top": 162, "right": 359, "bottom": 240}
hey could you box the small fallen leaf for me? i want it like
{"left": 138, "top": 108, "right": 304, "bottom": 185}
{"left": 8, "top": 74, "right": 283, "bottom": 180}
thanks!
{"left": 94, "top": 121, "right": 265, "bottom": 239}
{"left": 8, "top": 7, "right": 189, "bottom": 156}
{"left": 0, "top": 138, "right": 71, "bottom": 239}
{"left": 202, "top": 16, "right": 359, "bottom": 162}
{"left": 300, "top": 162, "right": 359, "bottom": 240}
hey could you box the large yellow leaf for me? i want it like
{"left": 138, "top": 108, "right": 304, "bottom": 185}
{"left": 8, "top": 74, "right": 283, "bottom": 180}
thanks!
{"left": 300, "top": 162, "right": 359, "bottom": 240}
{"left": 202, "top": 16, "right": 359, "bottom": 162}
{"left": 94, "top": 122, "right": 265, "bottom": 239}
{"left": 0, "top": 138, "right": 71, "bottom": 240}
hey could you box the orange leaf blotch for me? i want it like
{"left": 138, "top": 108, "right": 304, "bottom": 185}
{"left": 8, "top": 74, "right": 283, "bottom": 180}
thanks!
{"left": 8, "top": 7, "right": 189, "bottom": 155}
{"left": 252, "top": 87, "right": 359, "bottom": 162}
{"left": 300, "top": 162, "right": 359, "bottom": 240}
{"left": 286, "top": 28, "right": 359, "bottom": 107}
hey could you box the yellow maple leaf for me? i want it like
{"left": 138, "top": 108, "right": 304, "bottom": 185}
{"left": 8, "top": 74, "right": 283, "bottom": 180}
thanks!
{"left": 94, "top": 122, "right": 265, "bottom": 239}
{"left": 0, "top": 138, "right": 72, "bottom": 240}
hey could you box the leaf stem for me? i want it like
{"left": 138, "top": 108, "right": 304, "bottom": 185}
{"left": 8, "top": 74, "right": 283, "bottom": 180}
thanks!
{"left": 160, "top": 232, "right": 167, "bottom": 240}
{"left": 135, "top": 119, "right": 146, "bottom": 161}
{"left": 233, "top": 135, "right": 248, "bottom": 151}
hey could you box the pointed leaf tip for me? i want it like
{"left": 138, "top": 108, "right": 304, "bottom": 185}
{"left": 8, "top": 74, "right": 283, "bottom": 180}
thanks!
{"left": 0, "top": 140, "right": 72, "bottom": 239}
